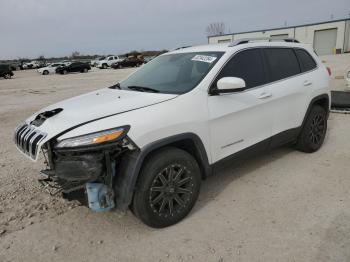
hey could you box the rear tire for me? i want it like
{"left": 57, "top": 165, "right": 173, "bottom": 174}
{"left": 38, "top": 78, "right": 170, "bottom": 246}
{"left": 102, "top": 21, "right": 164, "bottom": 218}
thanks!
{"left": 62, "top": 70, "right": 67, "bottom": 75}
{"left": 296, "top": 105, "right": 327, "bottom": 153}
{"left": 132, "top": 147, "right": 201, "bottom": 228}
{"left": 4, "top": 73, "right": 11, "bottom": 79}
{"left": 43, "top": 70, "right": 49, "bottom": 75}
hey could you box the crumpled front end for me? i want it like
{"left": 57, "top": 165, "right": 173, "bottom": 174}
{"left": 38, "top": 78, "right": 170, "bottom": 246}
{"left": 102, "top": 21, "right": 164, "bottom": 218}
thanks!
{"left": 14, "top": 119, "right": 139, "bottom": 212}
{"left": 39, "top": 135, "right": 138, "bottom": 212}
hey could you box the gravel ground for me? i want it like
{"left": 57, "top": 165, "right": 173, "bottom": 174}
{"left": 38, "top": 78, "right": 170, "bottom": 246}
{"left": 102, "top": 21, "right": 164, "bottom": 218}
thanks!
{"left": 0, "top": 55, "right": 350, "bottom": 262}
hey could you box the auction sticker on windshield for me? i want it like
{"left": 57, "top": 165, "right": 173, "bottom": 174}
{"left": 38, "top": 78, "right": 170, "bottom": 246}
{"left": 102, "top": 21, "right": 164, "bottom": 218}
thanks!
{"left": 191, "top": 55, "right": 217, "bottom": 63}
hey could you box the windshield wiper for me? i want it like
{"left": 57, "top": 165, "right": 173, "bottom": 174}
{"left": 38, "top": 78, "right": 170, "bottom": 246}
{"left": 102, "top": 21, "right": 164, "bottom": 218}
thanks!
{"left": 127, "top": 85, "right": 159, "bottom": 93}
{"left": 109, "top": 83, "right": 121, "bottom": 89}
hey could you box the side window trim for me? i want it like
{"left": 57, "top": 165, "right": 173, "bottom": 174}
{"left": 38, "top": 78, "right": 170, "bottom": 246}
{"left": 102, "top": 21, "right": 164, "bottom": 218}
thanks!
{"left": 208, "top": 46, "right": 319, "bottom": 96}
{"left": 293, "top": 48, "right": 303, "bottom": 73}
{"left": 260, "top": 48, "right": 271, "bottom": 85}
{"left": 209, "top": 47, "right": 267, "bottom": 94}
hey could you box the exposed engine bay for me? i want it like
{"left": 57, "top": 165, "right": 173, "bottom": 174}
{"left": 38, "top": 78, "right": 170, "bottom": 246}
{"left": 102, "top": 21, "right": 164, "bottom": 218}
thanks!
{"left": 39, "top": 138, "right": 137, "bottom": 212}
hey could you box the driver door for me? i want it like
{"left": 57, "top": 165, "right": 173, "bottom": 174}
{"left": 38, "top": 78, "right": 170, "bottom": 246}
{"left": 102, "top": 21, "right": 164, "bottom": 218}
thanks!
{"left": 208, "top": 48, "right": 273, "bottom": 163}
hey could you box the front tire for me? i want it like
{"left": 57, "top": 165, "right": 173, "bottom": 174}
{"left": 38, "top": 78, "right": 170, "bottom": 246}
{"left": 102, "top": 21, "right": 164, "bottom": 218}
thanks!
{"left": 132, "top": 147, "right": 201, "bottom": 228}
{"left": 296, "top": 105, "right": 327, "bottom": 153}
{"left": 43, "top": 70, "right": 49, "bottom": 75}
{"left": 102, "top": 64, "right": 108, "bottom": 69}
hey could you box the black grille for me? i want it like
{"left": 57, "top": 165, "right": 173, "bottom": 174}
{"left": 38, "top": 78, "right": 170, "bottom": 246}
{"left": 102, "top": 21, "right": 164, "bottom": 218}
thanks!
{"left": 14, "top": 124, "right": 47, "bottom": 160}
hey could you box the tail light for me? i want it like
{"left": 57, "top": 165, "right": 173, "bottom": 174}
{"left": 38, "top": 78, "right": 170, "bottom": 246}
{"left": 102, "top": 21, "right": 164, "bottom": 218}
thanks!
{"left": 326, "top": 67, "right": 331, "bottom": 76}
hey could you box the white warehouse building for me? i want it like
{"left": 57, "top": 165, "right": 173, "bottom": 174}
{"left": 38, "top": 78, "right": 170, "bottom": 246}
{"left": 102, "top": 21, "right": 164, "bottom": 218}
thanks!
{"left": 208, "top": 18, "right": 350, "bottom": 55}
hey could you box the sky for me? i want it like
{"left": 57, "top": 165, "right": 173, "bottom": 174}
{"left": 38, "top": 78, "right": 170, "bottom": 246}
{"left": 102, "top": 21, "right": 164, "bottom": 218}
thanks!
{"left": 0, "top": 0, "right": 349, "bottom": 59}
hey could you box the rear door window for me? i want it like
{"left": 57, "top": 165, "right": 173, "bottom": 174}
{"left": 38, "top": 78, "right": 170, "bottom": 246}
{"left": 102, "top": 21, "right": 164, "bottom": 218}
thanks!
{"left": 295, "top": 49, "right": 317, "bottom": 72}
{"left": 264, "top": 48, "right": 301, "bottom": 82}
{"left": 214, "top": 48, "right": 266, "bottom": 89}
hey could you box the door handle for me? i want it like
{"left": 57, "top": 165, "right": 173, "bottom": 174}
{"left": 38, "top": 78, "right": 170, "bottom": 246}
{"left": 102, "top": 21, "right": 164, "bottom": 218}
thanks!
{"left": 258, "top": 92, "right": 272, "bottom": 99}
{"left": 304, "top": 80, "right": 312, "bottom": 86}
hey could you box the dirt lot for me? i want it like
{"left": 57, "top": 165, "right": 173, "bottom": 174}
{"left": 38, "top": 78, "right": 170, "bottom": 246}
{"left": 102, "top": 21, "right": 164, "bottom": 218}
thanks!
{"left": 0, "top": 55, "right": 350, "bottom": 262}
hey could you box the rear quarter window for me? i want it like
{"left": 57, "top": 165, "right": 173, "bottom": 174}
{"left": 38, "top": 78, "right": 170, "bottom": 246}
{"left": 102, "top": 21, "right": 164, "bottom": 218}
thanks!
{"left": 264, "top": 48, "right": 301, "bottom": 82}
{"left": 295, "top": 49, "right": 317, "bottom": 72}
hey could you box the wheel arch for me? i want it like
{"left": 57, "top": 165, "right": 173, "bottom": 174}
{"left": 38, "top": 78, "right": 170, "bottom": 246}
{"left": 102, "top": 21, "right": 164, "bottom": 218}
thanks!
{"left": 301, "top": 94, "right": 330, "bottom": 129}
{"left": 114, "top": 133, "right": 211, "bottom": 210}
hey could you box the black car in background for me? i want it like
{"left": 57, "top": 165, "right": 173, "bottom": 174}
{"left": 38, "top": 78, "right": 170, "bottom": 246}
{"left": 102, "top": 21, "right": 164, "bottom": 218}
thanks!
{"left": 55, "top": 62, "right": 91, "bottom": 74}
{"left": 111, "top": 57, "right": 144, "bottom": 69}
{"left": 0, "top": 65, "right": 14, "bottom": 79}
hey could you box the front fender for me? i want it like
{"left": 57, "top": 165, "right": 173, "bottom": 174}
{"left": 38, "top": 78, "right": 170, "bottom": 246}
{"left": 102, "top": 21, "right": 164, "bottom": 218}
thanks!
{"left": 114, "top": 133, "right": 211, "bottom": 210}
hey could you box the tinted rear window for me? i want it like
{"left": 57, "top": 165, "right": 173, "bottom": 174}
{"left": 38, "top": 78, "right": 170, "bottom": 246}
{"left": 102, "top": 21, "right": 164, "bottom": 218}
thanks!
{"left": 264, "top": 48, "right": 300, "bottom": 82}
{"left": 215, "top": 48, "right": 266, "bottom": 89}
{"left": 295, "top": 49, "right": 317, "bottom": 72}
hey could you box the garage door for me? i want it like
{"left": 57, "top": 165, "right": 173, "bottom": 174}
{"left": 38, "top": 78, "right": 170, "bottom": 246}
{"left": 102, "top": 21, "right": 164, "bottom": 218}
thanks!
{"left": 270, "top": 34, "right": 289, "bottom": 39}
{"left": 218, "top": 39, "right": 231, "bottom": 43}
{"left": 314, "top": 29, "right": 337, "bottom": 55}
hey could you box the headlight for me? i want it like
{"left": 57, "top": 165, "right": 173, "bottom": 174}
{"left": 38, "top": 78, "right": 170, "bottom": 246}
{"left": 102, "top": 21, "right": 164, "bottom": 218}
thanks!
{"left": 55, "top": 126, "right": 129, "bottom": 148}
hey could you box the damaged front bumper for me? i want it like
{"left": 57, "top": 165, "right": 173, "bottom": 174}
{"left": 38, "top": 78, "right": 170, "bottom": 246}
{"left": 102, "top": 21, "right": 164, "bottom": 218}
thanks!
{"left": 40, "top": 138, "right": 137, "bottom": 212}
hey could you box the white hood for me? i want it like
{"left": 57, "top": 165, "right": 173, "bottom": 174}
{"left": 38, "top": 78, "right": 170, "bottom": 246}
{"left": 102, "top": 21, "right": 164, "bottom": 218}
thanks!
{"left": 26, "top": 88, "right": 177, "bottom": 142}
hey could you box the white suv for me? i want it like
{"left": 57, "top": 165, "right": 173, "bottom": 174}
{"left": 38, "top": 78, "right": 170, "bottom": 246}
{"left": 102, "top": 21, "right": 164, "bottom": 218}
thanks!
{"left": 14, "top": 38, "right": 330, "bottom": 227}
{"left": 96, "top": 55, "right": 122, "bottom": 69}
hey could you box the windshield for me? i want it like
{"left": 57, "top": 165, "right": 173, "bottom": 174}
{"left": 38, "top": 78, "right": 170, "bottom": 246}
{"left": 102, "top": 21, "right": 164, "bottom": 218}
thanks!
{"left": 119, "top": 52, "right": 224, "bottom": 94}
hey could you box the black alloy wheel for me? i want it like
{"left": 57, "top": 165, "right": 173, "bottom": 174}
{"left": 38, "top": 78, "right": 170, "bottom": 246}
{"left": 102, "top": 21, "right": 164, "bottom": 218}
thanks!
{"left": 149, "top": 164, "right": 195, "bottom": 217}
{"left": 309, "top": 113, "right": 326, "bottom": 146}
{"left": 296, "top": 105, "right": 327, "bottom": 153}
{"left": 132, "top": 147, "right": 201, "bottom": 228}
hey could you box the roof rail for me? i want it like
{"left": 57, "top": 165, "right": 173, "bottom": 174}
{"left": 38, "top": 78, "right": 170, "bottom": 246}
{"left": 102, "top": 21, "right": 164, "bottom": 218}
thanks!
{"left": 173, "top": 46, "right": 192, "bottom": 51}
{"left": 228, "top": 37, "right": 299, "bottom": 47}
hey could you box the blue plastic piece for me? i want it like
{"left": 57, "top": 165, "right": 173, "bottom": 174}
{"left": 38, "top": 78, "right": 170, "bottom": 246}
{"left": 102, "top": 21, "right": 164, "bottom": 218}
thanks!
{"left": 86, "top": 183, "right": 115, "bottom": 212}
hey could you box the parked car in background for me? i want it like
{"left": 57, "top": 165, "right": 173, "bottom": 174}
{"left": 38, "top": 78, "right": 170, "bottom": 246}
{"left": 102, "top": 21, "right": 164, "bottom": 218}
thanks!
{"left": 0, "top": 64, "right": 14, "bottom": 79}
{"left": 37, "top": 63, "right": 66, "bottom": 75}
{"left": 55, "top": 62, "right": 91, "bottom": 74}
{"left": 9, "top": 62, "right": 21, "bottom": 71}
{"left": 22, "top": 61, "right": 41, "bottom": 69}
{"left": 96, "top": 55, "right": 123, "bottom": 69}
{"left": 111, "top": 57, "right": 144, "bottom": 69}
{"left": 90, "top": 57, "right": 105, "bottom": 67}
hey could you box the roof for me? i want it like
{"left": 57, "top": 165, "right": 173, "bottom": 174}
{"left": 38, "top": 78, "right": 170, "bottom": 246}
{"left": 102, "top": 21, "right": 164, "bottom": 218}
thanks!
{"left": 167, "top": 40, "right": 308, "bottom": 55}
{"left": 208, "top": 18, "right": 350, "bottom": 38}
{"left": 169, "top": 43, "right": 231, "bottom": 53}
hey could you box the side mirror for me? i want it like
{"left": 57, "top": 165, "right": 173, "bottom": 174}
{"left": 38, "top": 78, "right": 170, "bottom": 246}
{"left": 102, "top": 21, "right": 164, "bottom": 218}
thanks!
{"left": 216, "top": 77, "right": 246, "bottom": 94}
